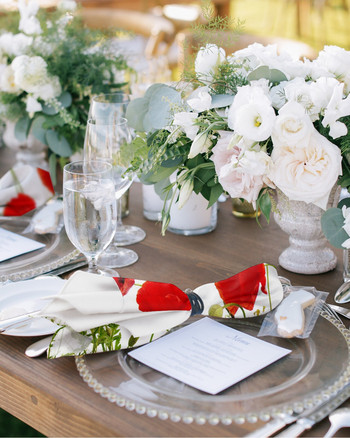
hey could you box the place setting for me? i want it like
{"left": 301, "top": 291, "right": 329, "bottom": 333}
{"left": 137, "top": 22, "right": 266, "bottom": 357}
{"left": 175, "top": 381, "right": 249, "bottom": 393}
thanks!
{"left": 2, "top": 0, "right": 350, "bottom": 437}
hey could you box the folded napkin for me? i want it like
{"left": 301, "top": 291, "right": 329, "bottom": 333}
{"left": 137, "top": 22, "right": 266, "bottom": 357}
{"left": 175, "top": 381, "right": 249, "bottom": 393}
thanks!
{"left": 0, "top": 164, "right": 54, "bottom": 216}
{"left": 41, "top": 263, "right": 284, "bottom": 358}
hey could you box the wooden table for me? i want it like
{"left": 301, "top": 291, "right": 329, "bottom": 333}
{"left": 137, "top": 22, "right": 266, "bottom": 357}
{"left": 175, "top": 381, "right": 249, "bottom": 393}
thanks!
{"left": 0, "top": 148, "right": 349, "bottom": 437}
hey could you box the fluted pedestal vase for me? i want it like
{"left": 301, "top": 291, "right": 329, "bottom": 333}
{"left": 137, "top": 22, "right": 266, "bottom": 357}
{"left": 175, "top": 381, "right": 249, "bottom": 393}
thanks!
{"left": 2, "top": 121, "right": 48, "bottom": 169}
{"left": 274, "top": 188, "right": 340, "bottom": 274}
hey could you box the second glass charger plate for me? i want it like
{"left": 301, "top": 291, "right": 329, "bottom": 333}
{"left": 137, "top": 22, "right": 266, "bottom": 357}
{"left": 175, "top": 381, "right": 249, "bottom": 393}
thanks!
{"left": 76, "top": 312, "right": 350, "bottom": 425}
{"left": 0, "top": 216, "right": 79, "bottom": 282}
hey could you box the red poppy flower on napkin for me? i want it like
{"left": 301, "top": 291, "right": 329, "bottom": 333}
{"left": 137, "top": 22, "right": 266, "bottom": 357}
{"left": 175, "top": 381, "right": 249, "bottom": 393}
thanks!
{"left": 0, "top": 165, "right": 54, "bottom": 216}
{"left": 40, "top": 263, "right": 283, "bottom": 358}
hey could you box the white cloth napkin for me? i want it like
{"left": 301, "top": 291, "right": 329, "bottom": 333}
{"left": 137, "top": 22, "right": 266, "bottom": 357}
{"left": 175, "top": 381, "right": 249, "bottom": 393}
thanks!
{"left": 41, "top": 263, "right": 283, "bottom": 358}
{"left": 0, "top": 164, "right": 54, "bottom": 216}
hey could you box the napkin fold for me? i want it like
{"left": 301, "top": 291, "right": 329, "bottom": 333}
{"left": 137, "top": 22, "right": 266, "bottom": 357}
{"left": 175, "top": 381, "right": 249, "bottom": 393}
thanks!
{"left": 41, "top": 263, "right": 283, "bottom": 358}
{"left": 0, "top": 164, "right": 54, "bottom": 216}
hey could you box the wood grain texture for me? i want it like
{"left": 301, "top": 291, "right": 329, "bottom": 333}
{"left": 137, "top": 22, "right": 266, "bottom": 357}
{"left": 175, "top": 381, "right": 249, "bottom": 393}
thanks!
{"left": 0, "top": 147, "right": 348, "bottom": 437}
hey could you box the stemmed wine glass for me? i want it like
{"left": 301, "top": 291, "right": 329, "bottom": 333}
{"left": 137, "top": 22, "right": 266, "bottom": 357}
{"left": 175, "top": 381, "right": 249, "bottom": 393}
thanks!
{"left": 84, "top": 118, "right": 139, "bottom": 268}
{"left": 89, "top": 92, "right": 146, "bottom": 246}
{"left": 63, "top": 160, "right": 118, "bottom": 276}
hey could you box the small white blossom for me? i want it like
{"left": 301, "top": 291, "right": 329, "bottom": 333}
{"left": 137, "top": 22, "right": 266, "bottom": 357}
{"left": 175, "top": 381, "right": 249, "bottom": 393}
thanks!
{"left": 187, "top": 89, "right": 212, "bottom": 112}
{"left": 322, "top": 82, "right": 350, "bottom": 139}
{"left": 188, "top": 131, "right": 211, "bottom": 158}
{"left": 173, "top": 111, "right": 199, "bottom": 140}
{"left": 195, "top": 44, "right": 226, "bottom": 84}
{"left": 26, "top": 95, "right": 42, "bottom": 114}
{"left": 177, "top": 178, "right": 194, "bottom": 209}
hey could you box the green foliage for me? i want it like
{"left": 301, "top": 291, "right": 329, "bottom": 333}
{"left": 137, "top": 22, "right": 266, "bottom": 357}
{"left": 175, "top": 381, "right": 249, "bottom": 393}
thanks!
{"left": 89, "top": 324, "right": 122, "bottom": 353}
{"left": 0, "top": 5, "right": 129, "bottom": 163}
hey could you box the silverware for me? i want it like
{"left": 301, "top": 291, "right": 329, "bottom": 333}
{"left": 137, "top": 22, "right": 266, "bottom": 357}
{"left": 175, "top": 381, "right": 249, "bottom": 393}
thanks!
{"left": 324, "top": 407, "right": 350, "bottom": 437}
{"left": 0, "top": 309, "right": 42, "bottom": 333}
{"left": 28, "top": 257, "right": 87, "bottom": 279}
{"left": 328, "top": 304, "right": 350, "bottom": 319}
{"left": 25, "top": 336, "right": 52, "bottom": 358}
{"left": 245, "top": 382, "right": 350, "bottom": 437}
{"left": 334, "top": 281, "right": 350, "bottom": 304}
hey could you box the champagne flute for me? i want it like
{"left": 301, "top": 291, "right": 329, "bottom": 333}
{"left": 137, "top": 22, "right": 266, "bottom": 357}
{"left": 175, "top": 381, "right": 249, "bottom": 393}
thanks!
{"left": 63, "top": 160, "right": 118, "bottom": 276}
{"left": 89, "top": 92, "right": 146, "bottom": 246}
{"left": 84, "top": 118, "right": 139, "bottom": 268}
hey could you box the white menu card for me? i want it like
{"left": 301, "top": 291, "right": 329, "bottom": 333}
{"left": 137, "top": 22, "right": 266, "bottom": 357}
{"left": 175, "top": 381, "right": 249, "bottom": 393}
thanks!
{"left": 129, "top": 317, "right": 291, "bottom": 394}
{"left": 0, "top": 227, "right": 45, "bottom": 262}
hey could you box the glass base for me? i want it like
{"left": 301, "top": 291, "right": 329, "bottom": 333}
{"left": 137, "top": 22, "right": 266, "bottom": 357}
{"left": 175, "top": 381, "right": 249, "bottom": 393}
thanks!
{"left": 99, "top": 245, "right": 138, "bottom": 268}
{"left": 114, "top": 225, "right": 146, "bottom": 246}
{"left": 85, "top": 265, "right": 120, "bottom": 277}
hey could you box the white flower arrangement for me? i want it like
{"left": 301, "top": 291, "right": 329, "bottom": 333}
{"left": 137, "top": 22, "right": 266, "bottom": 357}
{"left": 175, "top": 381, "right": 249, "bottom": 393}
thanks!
{"left": 126, "top": 42, "right": 350, "bottom": 235}
{"left": 0, "top": 0, "right": 128, "bottom": 177}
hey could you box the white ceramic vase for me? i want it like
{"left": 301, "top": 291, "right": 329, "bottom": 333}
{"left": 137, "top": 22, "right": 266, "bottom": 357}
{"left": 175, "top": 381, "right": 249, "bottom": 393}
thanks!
{"left": 274, "top": 187, "right": 341, "bottom": 274}
{"left": 2, "top": 120, "right": 48, "bottom": 169}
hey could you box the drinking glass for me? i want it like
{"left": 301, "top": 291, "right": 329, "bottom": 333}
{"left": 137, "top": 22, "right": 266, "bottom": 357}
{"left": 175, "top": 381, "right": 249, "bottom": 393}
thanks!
{"left": 89, "top": 92, "right": 146, "bottom": 246}
{"left": 84, "top": 118, "right": 139, "bottom": 268}
{"left": 63, "top": 160, "right": 118, "bottom": 276}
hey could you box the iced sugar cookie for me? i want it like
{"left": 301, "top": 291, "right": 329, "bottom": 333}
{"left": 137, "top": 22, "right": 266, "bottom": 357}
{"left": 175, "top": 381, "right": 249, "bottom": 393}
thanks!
{"left": 274, "top": 289, "right": 315, "bottom": 338}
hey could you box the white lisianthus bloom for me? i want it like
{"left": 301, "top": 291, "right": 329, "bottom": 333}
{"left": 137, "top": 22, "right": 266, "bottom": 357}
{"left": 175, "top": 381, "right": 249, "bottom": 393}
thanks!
{"left": 35, "top": 76, "right": 62, "bottom": 100}
{"left": 272, "top": 101, "right": 314, "bottom": 149}
{"left": 188, "top": 131, "right": 211, "bottom": 158}
{"left": 270, "top": 130, "right": 342, "bottom": 209}
{"left": 211, "top": 131, "right": 272, "bottom": 204}
{"left": 195, "top": 44, "right": 226, "bottom": 84}
{"left": 177, "top": 178, "right": 194, "bottom": 209}
{"left": 227, "top": 84, "right": 276, "bottom": 141}
{"left": 322, "top": 82, "right": 350, "bottom": 139}
{"left": 283, "top": 77, "right": 322, "bottom": 121}
{"left": 269, "top": 82, "right": 287, "bottom": 110}
{"left": 8, "top": 33, "right": 33, "bottom": 56}
{"left": 315, "top": 45, "right": 350, "bottom": 93}
{"left": 12, "top": 55, "right": 47, "bottom": 93}
{"left": 26, "top": 95, "right": 42, "bottom": 113}
{"left": 187, "top": 90, "right": 212, "bottom": 112}
{"left": 173, "top": 111, "right": 199, "bottom": 140}
{"left": 0, "top": 65, "right": 20, "bottom": 93}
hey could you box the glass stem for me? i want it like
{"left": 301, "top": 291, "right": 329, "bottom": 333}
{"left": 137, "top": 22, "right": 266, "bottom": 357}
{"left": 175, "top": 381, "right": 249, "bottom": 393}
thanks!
{"left": 88, "top": 256, "right": 98, "bottom": 271}
{"left": 116, "top": 197, "right": 124, "bottom": 231}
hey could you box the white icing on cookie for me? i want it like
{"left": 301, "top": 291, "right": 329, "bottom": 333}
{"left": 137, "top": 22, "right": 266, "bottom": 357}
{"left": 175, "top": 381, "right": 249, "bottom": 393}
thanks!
{"left": 274, "top": 289, "right": 315, "bottom": 338}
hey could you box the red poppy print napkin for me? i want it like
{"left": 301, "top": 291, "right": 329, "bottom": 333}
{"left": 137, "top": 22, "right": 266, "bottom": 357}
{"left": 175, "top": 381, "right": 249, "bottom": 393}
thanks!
{"left": 0, "top": 165, "right": 54, "bottom": 216}
{"left": 40, "top": 263, "right": 283, "bottom": 358}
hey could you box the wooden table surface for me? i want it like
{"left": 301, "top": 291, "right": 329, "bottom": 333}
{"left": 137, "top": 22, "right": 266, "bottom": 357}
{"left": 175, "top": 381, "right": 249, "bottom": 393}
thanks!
{"left": 0, "top": 147, "right": 349, "bottom": 437}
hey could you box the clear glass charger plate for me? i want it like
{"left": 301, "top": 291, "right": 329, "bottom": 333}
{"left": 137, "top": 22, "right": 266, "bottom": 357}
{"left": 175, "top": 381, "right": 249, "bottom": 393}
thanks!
{"left": 75, "top": 313, "right": 350, "bottom": 426}
{"left": 0, "top": 216, "right": 79, "bottom": 282}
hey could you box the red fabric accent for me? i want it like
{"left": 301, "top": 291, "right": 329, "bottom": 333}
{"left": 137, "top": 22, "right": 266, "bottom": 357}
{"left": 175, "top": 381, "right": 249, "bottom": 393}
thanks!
{"left": 113, "top": 277, "right": 135, "bottom": 296}
{"left": 136, "top": 281, "right": 191, "bottom": 312}
{"left": 3, "top": 193, "right": 36, "bottom": 216}
{"left": 37, "top": 168, "right": 54, "bottom": 194}
{"left": 215, "top": 263, "right": 267, "bottom": 316}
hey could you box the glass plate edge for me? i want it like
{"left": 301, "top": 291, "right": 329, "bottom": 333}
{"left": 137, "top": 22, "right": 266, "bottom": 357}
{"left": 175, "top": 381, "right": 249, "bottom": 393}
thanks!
{"left": 75, "top": 312, "right": 350, "bottom": 426}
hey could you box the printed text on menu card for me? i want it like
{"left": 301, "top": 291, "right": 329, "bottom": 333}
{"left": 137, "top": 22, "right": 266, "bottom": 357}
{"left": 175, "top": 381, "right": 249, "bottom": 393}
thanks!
{"left": 129, "top": 317, "right": 291, "bottom": 394}
{"left": 0, "top": 228, "right": 45, "bottom": 262}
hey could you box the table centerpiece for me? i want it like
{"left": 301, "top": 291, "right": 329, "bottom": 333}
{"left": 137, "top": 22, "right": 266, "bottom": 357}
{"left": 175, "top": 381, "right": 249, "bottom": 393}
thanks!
{"left": 0, "top": 0, "right": 129, "bottom": 181}
{"left": 126, "top": 42, "right": 350, "bottom": 273}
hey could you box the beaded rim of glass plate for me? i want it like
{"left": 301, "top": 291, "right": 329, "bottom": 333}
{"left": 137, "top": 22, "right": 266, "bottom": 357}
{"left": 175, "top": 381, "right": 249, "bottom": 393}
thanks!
{"left": 75, "top": 312, "right": 350, "bottom": 426}
{"left": 0, "top": 248, "right": 80, "bottom": 283}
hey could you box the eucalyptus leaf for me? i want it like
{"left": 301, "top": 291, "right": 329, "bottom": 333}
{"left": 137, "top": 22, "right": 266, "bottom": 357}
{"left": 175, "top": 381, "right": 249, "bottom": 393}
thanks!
{"left": 321, "top": 207, "right": 348, "bottom": 249}
{"left": 210, "top": 94, "right": 234, "bottom": 109}
{"left": 46, "top": 129, "right": 72, "bottom": 157}
{"left": 42, "top": 102, "right": 58, "bottom": 115}
{"left": 161, "top": 156, "right": 183, "bottom": 168}
{"left": 125, "top": 98, "right": 148, "bottom": 132}
{"left": 58, "top": 91, "right": 72, "bottom": 108}
{"left": 140, "top": 165, "right": 178, "bottom": 184}
{"left": 15, "top": 116, "right": 31, "bottom": 142}
{"left": 48, "top": 153, "right": 57, "bottom": 186}
{"left": 31, "top": 116, "right": 48, "bottom": 145}
{"left": 247, "top": 66, "right": 287, "bottom": 84}
{"left": 154, "top": 178, "right": 171, "bottom": 200}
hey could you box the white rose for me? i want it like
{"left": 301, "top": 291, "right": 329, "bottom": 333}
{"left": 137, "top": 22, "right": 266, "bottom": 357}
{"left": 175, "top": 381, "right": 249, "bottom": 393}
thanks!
{"left": 272, "top": 101, "right": 314, "bottom": 149}
{"left": 12, "top": 55, "right": 47, "bottom": 93}
{"left": 195, "top": 44, "right": 226, "bottom": 84}
{"left": 270, "top": 129, "right": 342, "bottom": 209}
{"left": 173, "top": 111, "right": 199, "bottom": 140}
{"left": 0, "top": 65, "right": 20, "bottom": 93}
{"left": 227, "top": 84, "right": 276, "bottom": 141}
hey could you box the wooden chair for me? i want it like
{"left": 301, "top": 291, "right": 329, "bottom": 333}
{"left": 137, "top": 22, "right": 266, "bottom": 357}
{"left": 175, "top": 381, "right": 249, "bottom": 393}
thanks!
{"left": 79, "top": 7, "right": 176, "bottom": 58}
